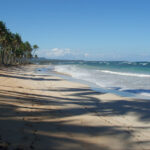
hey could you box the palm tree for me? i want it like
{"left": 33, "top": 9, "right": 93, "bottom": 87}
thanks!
{"left": 12, "top": 33, "right": 23, "bottom": 64}
{"left": 32, "top": 44, "right": 39, "bottom": 58}
{"left": 24, "top": 41, "right": 33, "bottom": 63}
{"left": 0, "top": 21, "right": 8, "bottom": 64}
{"left": 0, "top": 20, "right": 38, "bottom": 65}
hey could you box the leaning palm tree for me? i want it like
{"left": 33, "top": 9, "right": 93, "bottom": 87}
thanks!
{"left": 0, "top": 20, "right": 39, "bottom": 65}
{"left": 32, "top": 44, "right": 39, "bottom": 58}
{"left": 3, "top": 32, "right": 14, "bottom": 65}
{"left": 0, "top": 21, "right": 8, "bottom": 64}
{"left": 12, "top": 33, "right": 22, "bottom": 64}
{"left": 23, "top": 41, "right": 33, "bottom": 63}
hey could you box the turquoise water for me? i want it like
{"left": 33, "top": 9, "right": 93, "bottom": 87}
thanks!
{"left": 50, "top": 60, "right": 150, "bottom": 74}
{"left": 39, "top": 60, "right": 150, "bottom": 99}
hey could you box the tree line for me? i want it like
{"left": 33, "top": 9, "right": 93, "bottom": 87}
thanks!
{"left": 0, "top": 21, "right": 38, "bottom": 65}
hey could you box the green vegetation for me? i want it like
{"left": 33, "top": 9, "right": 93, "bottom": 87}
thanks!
{"left": 0, "top": 21, "right": 39, "bottom": 65}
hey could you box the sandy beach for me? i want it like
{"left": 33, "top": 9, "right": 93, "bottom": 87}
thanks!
{"left": 0, "top": 65, "right": 150, "bottom": 150}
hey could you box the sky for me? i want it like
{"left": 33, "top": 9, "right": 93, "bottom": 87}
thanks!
{"left": 0, "top": 0, "right": 150, "bottom": 61}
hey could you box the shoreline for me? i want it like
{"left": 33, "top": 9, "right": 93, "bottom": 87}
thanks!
{"left": 36, "top": 65, "right": 148, "bottom": 100}
{"left": 0, "top": 65, "right": 150, "bottom": 150}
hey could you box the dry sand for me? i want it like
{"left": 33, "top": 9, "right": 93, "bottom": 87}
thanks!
{"left": 0, "top": 65, "right": 150, "bottom": 150}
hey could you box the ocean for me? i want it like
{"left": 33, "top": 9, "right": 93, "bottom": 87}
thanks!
{"left": 37, "top": 60, "right": 150, "bottom": 99}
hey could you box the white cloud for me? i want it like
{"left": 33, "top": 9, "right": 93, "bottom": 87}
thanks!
{"left": 37, "top": 48, "right": 150, "bottom": 61}
{"left": 84, "top": 53, "right": 89, "bottom": 57}
{"left": 38, "top": 48, "right": 91, "bottom": 60}
{"left": 41, "top": 48, "right": 72, "bottom": 58}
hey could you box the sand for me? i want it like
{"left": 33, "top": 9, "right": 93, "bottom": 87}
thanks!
{"left": 0, "top": 65, "right": 150, "bottom": 150}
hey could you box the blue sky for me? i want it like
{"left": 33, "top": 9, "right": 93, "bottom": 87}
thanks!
{"left": 0, "top": 0, "right": 150, "bottom": 61}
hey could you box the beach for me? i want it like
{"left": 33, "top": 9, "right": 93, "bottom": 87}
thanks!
{"left": 0, "top": 65, "right": 150, "bottom": 150}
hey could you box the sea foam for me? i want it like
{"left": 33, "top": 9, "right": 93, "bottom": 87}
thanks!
{"left": 53, "top": 62, "right": 150, "bottom": 99}
{"left": 100, "top": 70, "right": 150, "bottom": 78}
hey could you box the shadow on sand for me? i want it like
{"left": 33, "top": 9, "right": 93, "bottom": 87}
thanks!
{"left": 0, "top": 68, "right": 150, "bottom": 149}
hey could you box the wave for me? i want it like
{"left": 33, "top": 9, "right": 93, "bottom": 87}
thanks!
{"left": 54, "top": 65, "right": 89, "bottom": 78}
{"left": 140, "top": 63, "right": 148, "bottom": 66}
{"left": 140, "top": 93, "right": 150, "bottom": 97}
{"left": 54, "top": 65, "right": 150, "bottom": 80}
{"left": 52, "top": 64, "right": 150, "bottom": 98}
{"left": 100, "top": 70, "right": 150, "bottom": 78}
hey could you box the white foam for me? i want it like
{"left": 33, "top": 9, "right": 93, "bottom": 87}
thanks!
{"left": 100, "top": 70, "right": 150, "bottom": 78}
{"left": 53, "top": 64, "right": 150, "bottom": 99}
{"left": 140, "top": 63, "right": 148, "bottom": 66}
{"left": 54, "top": 65, "right": 89, "bottom": 78}
{"left": 139, "top": 93, "right": 150, "bottom": 97}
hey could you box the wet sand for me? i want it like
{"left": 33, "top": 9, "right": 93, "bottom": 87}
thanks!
{"left": 0, "top": 65, "right": 150, "bottom": 150}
